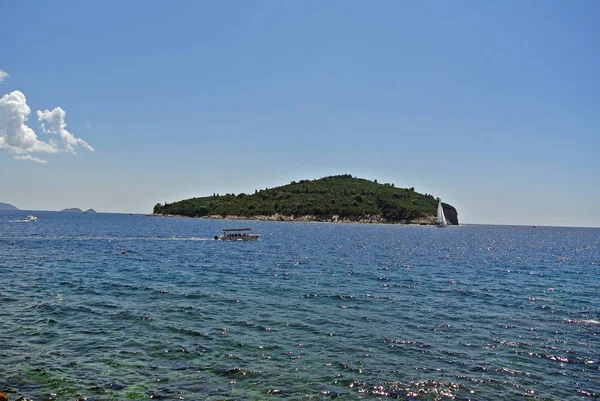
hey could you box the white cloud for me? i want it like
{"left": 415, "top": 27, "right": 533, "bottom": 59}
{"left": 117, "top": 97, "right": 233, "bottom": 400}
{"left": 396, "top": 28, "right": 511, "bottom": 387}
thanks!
{"left": 0, "top": 91, "right": 57, "bottom": 154}
{"left": 0, "top": 70, "right": 8, "bottom": 83}
{"left": 14, "top": 155, "right": 48, "bottom": 164}
{"left": 0, "top": 90, "right": 93, "bottom": 159}
{"left": 38, "top": 107, "right": 94, "bottom": 153}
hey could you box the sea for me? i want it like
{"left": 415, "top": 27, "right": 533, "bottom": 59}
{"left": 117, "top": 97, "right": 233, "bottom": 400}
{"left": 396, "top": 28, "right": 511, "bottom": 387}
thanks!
{"left": 0, "top": 210, "right": 598, "bottom": 401}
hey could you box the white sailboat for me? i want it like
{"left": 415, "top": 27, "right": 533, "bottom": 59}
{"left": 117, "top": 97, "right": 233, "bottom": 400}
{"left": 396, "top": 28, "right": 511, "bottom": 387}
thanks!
{"left": 437, "top": 202, "right": 447, "bottom": 227}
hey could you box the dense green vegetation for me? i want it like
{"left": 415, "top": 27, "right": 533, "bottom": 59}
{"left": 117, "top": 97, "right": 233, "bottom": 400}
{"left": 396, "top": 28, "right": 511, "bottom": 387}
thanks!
{"left": 153, "top": 174, "right": 458, "bottom": 224}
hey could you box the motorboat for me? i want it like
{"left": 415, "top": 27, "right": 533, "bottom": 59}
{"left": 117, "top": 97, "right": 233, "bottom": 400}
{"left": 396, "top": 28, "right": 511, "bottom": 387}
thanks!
{"left": 216, "top": 228, "right": 259, "bottom": 241}
{"left": 25, "top": 215, "right": 37, "bottom": 222}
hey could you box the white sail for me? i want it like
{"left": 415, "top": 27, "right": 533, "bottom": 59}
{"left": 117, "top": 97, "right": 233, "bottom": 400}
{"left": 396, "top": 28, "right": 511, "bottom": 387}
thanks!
{"left": 437, "top": 202, "right": 447, "bottom": 227}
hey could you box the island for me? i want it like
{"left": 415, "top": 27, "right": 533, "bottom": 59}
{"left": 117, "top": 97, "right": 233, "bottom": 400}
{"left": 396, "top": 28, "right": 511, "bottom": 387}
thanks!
{"left": 61, "top": 208, "right": 97, "bottom": 213}
{"left": 153, "top": 175, "right": 459, "bottom": 225}
{"left": 0, "top": 202, "right": 19, "bottom": 210}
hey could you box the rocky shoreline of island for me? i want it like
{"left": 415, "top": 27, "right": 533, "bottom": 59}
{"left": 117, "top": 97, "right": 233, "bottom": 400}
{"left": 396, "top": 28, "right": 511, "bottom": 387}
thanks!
{"left": 150, "top": 213, "right": 443, "bottom": 225}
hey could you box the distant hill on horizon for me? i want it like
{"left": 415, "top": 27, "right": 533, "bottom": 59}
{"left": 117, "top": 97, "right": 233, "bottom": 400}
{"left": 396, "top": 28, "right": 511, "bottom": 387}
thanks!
{"left": 0, "top": 202, "right": 19, "bottom": 210}
{"left": 61, "top": 208, "right": 97, "bottom": 213}
{"left": 153, "top": 174, "right": 459, "bottom": 225}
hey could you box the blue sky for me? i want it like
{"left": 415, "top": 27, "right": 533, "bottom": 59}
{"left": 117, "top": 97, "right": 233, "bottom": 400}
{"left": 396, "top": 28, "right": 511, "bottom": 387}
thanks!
{"left": 1, "top": 1, "right": 599, "bottom": 227}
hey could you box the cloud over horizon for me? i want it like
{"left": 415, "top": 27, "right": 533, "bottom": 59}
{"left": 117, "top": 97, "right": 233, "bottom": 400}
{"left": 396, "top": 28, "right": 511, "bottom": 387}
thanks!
{"left": 0, "top": 90, "right": 94, "bottom": 160}
{"left": 14, "top": 155, "right": 49, "bottom": 164}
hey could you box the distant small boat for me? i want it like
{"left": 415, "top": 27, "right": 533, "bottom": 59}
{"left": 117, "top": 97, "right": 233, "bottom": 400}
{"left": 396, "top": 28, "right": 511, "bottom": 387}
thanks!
{"left": 25, "top": 215, "right": 37, "bottom": 222}
{"left": 216, "top": 228, "right": 259, "bottom": 241}
{"left": 436, "top": 202, "right": 447, "bottom": 227}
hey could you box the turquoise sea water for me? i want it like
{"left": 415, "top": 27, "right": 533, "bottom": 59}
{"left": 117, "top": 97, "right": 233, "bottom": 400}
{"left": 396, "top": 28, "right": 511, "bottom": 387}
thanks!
{"left": 0, "top": 211, "right": 598, "bottom": 400}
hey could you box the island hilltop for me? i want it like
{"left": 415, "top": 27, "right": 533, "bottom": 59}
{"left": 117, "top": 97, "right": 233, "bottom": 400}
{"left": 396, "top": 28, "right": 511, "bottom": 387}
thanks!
{"left": 0, "top": 202, "right": 19, "bottom": 210}
{"left": 154, "top": 175, "right": 458, "bottom": 225}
